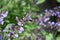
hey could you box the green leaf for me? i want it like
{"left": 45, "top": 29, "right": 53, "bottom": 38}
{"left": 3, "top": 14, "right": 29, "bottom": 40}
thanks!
{"left": 36, "top": 0, "right": 45, "bottom": 4}
{"left": 31, "top": 33, "right": 37, "bottom": 40}
{"left": 46, "top": 33, "right": 53, "bottom": 40}
{"left": 24, "top": 23, "right": 37, "bottom": 32}
{"left": 56, "top": 0, "right": 60, "bottom": 3}
{"left": 56, "top": 37, "right": 60, "bottom": 40}
{"left": 41, "top": 30, "right": 48, "bottom": 36}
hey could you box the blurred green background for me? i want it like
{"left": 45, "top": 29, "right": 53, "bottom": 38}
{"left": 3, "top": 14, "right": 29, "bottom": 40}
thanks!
{"left": 0, "top": 0, "right": 60, "bottom": 40}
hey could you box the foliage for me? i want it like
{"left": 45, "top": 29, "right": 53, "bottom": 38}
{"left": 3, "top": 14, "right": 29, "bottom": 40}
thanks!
{"left": 0, "top": 0, "right": 60, "bottom": 40}
{"left": 56, "top": 0, "right": 60, "bottom": 3}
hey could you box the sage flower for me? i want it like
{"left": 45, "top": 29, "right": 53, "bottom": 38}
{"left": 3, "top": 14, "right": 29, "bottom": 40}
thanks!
{"left": 18, "top": 27, "right": 24, "bottom": 33}
{"left": 39, "top": 7, "right": 60, "bottom": 30}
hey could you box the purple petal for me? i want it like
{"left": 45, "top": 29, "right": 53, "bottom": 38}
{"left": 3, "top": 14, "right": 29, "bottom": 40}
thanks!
{"left": 0, "top": 21, "right": 4, "bottom": 25}
{"left": 17, "top": 21, "right": 23, "bottom": 26}
{"left": 44, "top": 17, "right": 50, "bottom": 22}
{"left": 19, "top": 27, "right": 24, "bottom": 33}
{"left": 2, "top": 11, "right": 8, "bottom": 18}
{"left": 0, "top": 35, "right": 2, "bottom": 40}
{"left": 16, "top": 16, "right": 19, "bottom": 21}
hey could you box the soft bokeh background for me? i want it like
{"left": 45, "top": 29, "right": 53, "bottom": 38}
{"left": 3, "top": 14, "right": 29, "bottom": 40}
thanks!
{"left": 0, "top": 0, "right": 60, "bottom": 40}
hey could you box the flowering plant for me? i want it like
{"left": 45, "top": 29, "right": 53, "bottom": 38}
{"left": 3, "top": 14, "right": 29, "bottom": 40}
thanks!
{"left": 0, "top": 0, "right": 60, "bottom": 40}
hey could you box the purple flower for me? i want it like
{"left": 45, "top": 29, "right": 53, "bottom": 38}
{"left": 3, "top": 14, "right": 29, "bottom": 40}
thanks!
{"left": 0, "top": 11, "right": 8, "bottom": 25}
{"left": 0, "top": 20, "right": 4, "bottom": 25}
{"left": 40, "top": 22, "right": 46, "bottom": 27}
{"left": 17, "top": 21, "right": 23, "bottom": 26}
{"left": 2, "top": 11, "right": 8, "bottom": 18}
{"left": 16, "top": 16, "right": 23, "bottom": 26}
{"left": 51, "top": 13, "right": 57, "bottom": 16}
{"left": 58, "top": 15, "right": 60, "bottom": 18}
{"left": 0, "top": 35, "right": 2, "bottom": 40}
{"left": 0, "top": 18, "right": 4, "bottom": 25}
{"left": 39, "top": 6, "right": 60, "bottom": 30}
{"left": 16, "top": 16, "right": 19, "bottom": 21}
{"left": 58, "top": 23, "right": 60, "bottom": 26}
{"left": 49, "top": 10, "right": 54, "bottom": 13}
{"left": 0, "top": 18, "right": 3, "bottom": 21}
{"left": 57, "top": 22, "right": 60, "bottom": 26}
{"left": 27, "top": 16, "right": 32, "bottom": 20}
{"left": 48, "top": 21, "right": 51, "bottom": 24}
{"left": 44, "top": 17, "right": 50, "bottom": 22}
{"left": 13, "top": 34, "right": 18, "bottom": 38}
{"left": 6, "top": 33, "right": 10, "bottom": 37}
{"left": 50, "top": 22, "right": 55, "bottom": 26}
{"left": 18, "top": 27, "right": 24, "bottom": 33}
{"left": 56, "top": 11, "right": 60, "bottom": 15}
{"left": 45, "top": 9, "right": 49, "bottom": 12}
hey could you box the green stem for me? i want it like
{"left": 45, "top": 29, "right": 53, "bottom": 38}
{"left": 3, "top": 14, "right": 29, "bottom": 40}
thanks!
{"left": 53, "top": 30, "right": 58, "bottom": 40}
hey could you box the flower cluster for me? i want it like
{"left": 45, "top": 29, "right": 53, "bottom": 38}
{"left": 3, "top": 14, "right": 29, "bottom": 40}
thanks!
{"left": 0, "top": 10, "right": 8, "bottom": 25}
{"left": 39, "top": 6, "right": 60, "bottom": 30}
{"left": 3, "top": 16, "right": 24, "bottom": 40}
{"left": 23, "top": 13, "right": 33, "bottom": 22}
{"left": 16, "top": 16, "right": 24, "bottom": 33}
{"left": 1, "top": 12, "right": 34, "bottom": 40}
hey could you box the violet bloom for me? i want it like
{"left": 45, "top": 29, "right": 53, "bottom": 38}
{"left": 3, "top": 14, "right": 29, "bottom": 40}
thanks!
{"left": 52, "top": 13, "right": 57, "bottom": 16}
{"left": 0, "top": 18, "right": 3, "bottom": 21}
{"left": 39, "top": 21, "right": 46, "bottom": 27}
{"left": 16, "top": 16, "right": 23, "bottom": 26}
{"left": 26, "top": 13, "right": 32, "bottom": 21}
{"left": 6, "top": 33, "right": 10, "bottom": 37}
{"left": 0, "top": 20, "right": 4, "bottom": 25}
{"left": 51, "top": 22, "right": 55, "bottom": 25}
{"left": 13, "top": 34, "right": 18, "bottom": 38}
{"left": 49, "top": 10, "right": 54, "bottom": 13}
{"left": 0, "top": 18, "right": 4, "bottom": 25}
{"left": 57, "top": 22, "right": 60, "bottom": 26}
{"left": 0, "top": 35, "right": 2, "bottom": 40}
{"left": 16, "top": 16, "right": 19, "bottom": 21}
{"left": 48, "top": 21, "right": 51, "bottom": 24}
{"left": 27, "top": 16, "right": 32, "bottom": 21}
{"left": 56, "top": 11, "right": 60, "bottom": 15}
{"left": 39, "top": 7, "right": 60, "bottom": 30}
{"left": 2, "top": 11, "right": 8, "bottom": 18}
{"left": 17, "top": 21, "right": 23, "bottom": 27}
{"left": 0, "top": 11, "right": 8, "bottom": 25}
{"left": 58, "top": 15, "right": 60, "bottom": 18}
{"left": 45, "top": 9, "right": 49, "bottom": 12}
{"left": 44, "top": 17, "right": 50, "bottom": 22}
{"left": 18, "top": 27, "right": 24, "bottom": 33}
